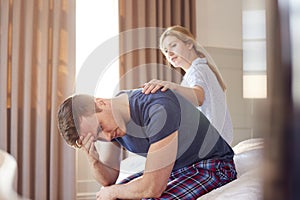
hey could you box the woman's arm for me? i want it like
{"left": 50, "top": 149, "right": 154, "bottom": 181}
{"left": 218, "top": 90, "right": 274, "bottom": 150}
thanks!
{"left": 142, "top": 79, "right": 205, "bottom": 106}
{"left": 96, "top": 131, "right": 178, "bottom": 200}
{"left": 80, "top": 133, "right": 121, "bottom": 186}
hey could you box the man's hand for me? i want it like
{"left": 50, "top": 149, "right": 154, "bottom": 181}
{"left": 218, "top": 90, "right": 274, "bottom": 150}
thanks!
{"left": 78, "top": 134, "right": 121, "bottom": 186}
{"left": 96, "top": 186, "right": 116, "bottom": 200}
{"left": 79, "top": 133, "right": 100, "bottom": 164}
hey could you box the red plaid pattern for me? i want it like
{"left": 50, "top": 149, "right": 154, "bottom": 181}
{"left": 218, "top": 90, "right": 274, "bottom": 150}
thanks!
{"left": 118, "top": 159, "right": 237, "bottom": 199}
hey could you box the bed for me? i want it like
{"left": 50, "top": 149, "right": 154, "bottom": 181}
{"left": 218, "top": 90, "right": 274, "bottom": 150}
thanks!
{"left": 117, "top": 138, "right": 264, "bottom": 200}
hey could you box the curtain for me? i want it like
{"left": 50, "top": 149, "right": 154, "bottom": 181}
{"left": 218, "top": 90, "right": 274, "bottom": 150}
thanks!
{"left": 118, "top": 0, "right": 196, "bottom": 89}
{"left": 0, "top": 0, "right": 76, "bottom": 199}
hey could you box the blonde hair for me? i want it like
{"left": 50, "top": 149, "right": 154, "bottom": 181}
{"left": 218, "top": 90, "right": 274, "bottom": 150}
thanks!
{"left": 159, "top": 25, "right": 227, "bottom": 91}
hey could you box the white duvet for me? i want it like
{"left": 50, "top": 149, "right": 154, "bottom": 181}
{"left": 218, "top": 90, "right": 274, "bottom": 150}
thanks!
{"left": 198, "top": 138, "right": 264, "bottom": 200}
{"left": 118, "top": 138, "right": 264, "bottom": 200}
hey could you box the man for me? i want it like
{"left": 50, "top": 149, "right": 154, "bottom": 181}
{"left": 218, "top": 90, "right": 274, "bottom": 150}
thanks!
{"left": 57, "top": 88, "right": 236, "bottom": 200}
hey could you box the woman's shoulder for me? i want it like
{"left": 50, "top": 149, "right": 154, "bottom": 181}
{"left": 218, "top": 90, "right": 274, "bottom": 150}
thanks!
{"left": 187, "top": 61, "right": 215, "bottom": 80}
{"left": 184, "top": 63, "right": 208, "bottom": 81}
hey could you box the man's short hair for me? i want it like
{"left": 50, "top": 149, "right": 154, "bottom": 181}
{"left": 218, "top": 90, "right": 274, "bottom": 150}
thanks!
{"left": 57, "top": 94, "right": 97, "bottom": 148}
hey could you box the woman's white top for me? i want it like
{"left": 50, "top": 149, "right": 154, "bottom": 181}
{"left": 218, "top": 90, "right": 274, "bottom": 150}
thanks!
{"left": 181, "top": 57, "right": 233, "bottom": 145}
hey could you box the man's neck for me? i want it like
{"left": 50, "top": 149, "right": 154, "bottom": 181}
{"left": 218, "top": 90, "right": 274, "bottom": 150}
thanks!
{"left": 111, "top": 93, "right": 131, "bottom": 128}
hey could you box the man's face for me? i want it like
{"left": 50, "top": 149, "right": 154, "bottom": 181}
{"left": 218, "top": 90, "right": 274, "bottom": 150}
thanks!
{"left": 79, "top": 109, "right": 125, "bottom": 142}
{"left": 78, "top": 114, "right": 100, "bottom": 141}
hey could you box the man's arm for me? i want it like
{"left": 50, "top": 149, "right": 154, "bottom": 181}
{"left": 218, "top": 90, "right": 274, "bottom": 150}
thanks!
{"left": 96, "top": 131, "right": 178, "bottom": 200}
{"left": 80, "top": 133, "right": 122, "bottom": 186}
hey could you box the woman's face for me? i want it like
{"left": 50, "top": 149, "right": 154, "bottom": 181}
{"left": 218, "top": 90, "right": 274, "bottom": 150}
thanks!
{"left": 161, "top": 35, "right": 191, "bottom": 68}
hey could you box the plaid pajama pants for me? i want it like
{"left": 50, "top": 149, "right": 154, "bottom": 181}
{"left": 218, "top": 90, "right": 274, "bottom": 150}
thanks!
{"left": 118, "top": 159, "right": 237, "bottom": 200}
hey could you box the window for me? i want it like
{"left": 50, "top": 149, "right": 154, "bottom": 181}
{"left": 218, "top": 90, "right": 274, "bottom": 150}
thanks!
{"left": 76, "top": 0, "right": 119, "bottom": 97}
{"left": 242, "top": 3, "right": 267, "bottom": 99}
{"left": 290, "top": 0, "right": 300, "bottom": 104}
{"left": 75, "top": 1, "right": 119, "bottom": 196}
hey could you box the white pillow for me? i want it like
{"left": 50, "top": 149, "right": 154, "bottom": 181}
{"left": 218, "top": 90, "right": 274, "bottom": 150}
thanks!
{"left": 233, "top": 138, "right": 264, "bottom": 176}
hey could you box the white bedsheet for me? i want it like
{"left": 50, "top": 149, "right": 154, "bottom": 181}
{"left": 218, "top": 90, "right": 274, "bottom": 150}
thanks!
{"left": 198, "top": 138, "right": 264, "bottom": 200}
{"left": 118, "top": 138, "right": 264, "bottom": 199}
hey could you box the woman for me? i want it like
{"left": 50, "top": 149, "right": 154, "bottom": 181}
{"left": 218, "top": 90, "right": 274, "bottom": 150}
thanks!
{"left": 142, "top": 25, "right": 233, "bottom": 145}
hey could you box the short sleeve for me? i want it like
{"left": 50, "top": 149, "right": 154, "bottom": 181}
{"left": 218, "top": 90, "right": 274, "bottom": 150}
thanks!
{"left": 182, "top": 66, "right": 207, "bottom": 88}
{"left": 145, "top": 98, "right": 181, "bottom": 144}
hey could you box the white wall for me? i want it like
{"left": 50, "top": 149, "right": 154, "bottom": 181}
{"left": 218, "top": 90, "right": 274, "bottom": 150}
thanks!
{"left": 196, "top": 0, "right": 242, "bottom": 49}
{"left": 196, "top": 0, "right": 269, "bottom": 146}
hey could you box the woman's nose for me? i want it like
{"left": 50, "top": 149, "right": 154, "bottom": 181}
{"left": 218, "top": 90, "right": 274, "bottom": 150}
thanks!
{"left": 168, "top": 51, "right": 174, "bottom": 55}
{"left": 167, "top": 50, "right": 174, "bottom": 57}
